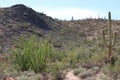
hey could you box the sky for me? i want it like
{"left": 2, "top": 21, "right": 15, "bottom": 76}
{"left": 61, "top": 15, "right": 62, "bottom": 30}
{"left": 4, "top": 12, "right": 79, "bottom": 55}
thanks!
{"left": 0, "top": 0, "right": 120, "bottom": 20}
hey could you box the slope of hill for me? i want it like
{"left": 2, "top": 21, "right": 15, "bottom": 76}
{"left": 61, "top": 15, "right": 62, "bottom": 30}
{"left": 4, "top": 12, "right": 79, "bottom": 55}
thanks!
{"left": 0, "top": 4, "right": 61, "bottom": 51}
{"left": 0, "top": 4, "right": 120, "bottom": 52}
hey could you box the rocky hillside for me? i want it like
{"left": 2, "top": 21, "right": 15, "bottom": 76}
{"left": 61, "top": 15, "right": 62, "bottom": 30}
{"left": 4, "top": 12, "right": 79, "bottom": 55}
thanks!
{"left": 0, "top": 4, "right": 61, "bottom": 51}
{"left": 0, "top": 4, "right": 120, "bottom": 52}
{"left": 0, "top": 4, "right": 120, "bottom": 80}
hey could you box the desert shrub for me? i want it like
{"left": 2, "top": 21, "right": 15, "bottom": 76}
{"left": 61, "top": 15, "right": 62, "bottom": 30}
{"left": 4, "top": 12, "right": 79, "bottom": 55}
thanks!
{"left": 77, "top": 46, "right": 90, "bottom": 63}
{"left": 0, "top": 62, "right": 5, "bottom": 77}
{"left": 13, "top": 35, "right": 57, "bottom": 73}
{"left": 113, "top": 62, "right": 120, "bottom": 73}
{"left": 81, "top": 49, "right": 108, "bottom": 69}
{"left": 29, "top": 39, "right": 50, "bottom": 73}
{"left": 90, "top": 49, "right": 108, "bottom": 63}
{"left": 61, "top": 46, "right": 90, "bottom": 68}
{"left": 52, "top": 51, "right": 66, "bottom": 62}
{"left": 73, "top": 67, "right": 87, "bottom": 75}
{"left": 78, "top": 69, "right": 94, "bottom": 78}
{"left": 101, "top": 57, "right": 120, "bottom": 80}
{"left": 48, "top": 61, "right": 66, "bottom": 80}
{"left": 13, "top": 36, "right": 34, "bottom": 71}
{"left": 13, "top": 45, "right": 31, "bottom": 71}
{"left": 78, "top": 66, "right": 99, "bottom": 79}
{"left": 67, "top": 52, "right": 78, "bottom": 67}
{"left": 110, "top": 56, "right": 120, "bottom": 79}
{"left": 73, "top": 66, "right": 99, "bottom": 79}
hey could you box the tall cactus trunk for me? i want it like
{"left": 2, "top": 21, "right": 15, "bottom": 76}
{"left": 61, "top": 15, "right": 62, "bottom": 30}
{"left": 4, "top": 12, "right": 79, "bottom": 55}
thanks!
{"left": 108, "top": 45, "right": 112, "bottom": 62}
{"left": 108, "top": 12, "right": 112, "bottom": 63}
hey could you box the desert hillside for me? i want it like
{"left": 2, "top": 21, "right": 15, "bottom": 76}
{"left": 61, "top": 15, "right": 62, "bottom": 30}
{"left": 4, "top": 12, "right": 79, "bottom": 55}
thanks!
{"left": 0, "top": 4, "right": 120, "bottom": 80}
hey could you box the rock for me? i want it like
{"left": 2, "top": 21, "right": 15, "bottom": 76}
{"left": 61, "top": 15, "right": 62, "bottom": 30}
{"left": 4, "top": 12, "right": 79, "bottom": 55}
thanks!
{"left": 6, "top": 77, "right": 14, "bottom": 80}
{"left": 0, "top": 77, "right": 14, "bottom": 80}
{"left": 65, "top": 70, "right": 81, "bottom": 80}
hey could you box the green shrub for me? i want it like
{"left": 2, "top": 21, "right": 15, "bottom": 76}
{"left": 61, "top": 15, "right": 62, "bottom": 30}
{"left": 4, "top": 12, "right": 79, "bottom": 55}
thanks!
{"left": 73, "top": 67, "right": 87, "bottom": 75}
{"left": 13, "top": 41, "right": 31, "bottom": 71}
{"left": 30, "top": 39, "right": 55, "bottom": 73}
{"left": 63, "top": 51, "right": 79, "bottom": 68}
{"left": 90, "top": 49, "right": 108, "bottom": 63}
{"left": 73, "top": 66, "right": 99, "bottom": 78}
{"left": 78, "top": 69, "right": 95, "bottom": 78}
{"left": 48, "top": 61, "right": 66, "bottom": 80}
{"left": 13, "top": 35, "right": 56, "bottom": 73}
{"left": 64, "top": 46, "right": 90, "bottom": 68}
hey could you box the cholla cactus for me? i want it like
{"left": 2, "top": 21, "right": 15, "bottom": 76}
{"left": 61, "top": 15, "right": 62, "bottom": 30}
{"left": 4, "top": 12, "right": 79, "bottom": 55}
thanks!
{"left": 102, "top": 12, "right": 117, "bottom": 65}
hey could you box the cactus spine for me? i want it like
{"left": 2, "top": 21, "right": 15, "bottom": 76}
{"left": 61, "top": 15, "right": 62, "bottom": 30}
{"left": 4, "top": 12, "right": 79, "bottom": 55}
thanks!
{"left": 102, "top": 12, "right": 117, "bottom": 65}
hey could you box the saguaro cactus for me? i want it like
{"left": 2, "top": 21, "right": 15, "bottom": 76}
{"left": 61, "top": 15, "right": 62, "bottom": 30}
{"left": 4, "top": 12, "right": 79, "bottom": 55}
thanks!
{"left": 102, "top": 12, "right": 117, "bottom": 65}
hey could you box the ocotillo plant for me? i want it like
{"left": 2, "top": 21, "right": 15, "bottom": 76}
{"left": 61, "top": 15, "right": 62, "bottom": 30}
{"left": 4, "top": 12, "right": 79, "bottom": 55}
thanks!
{"left": 102, "top": 12, "right": 117, "bottom": 65}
